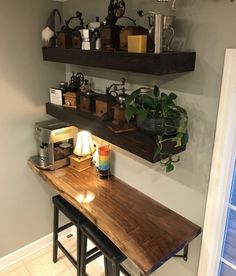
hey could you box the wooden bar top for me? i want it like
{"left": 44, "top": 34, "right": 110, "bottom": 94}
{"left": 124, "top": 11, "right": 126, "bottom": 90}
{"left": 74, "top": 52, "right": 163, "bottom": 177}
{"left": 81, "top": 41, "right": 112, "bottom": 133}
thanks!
{"left": 28, "top": 161, "right": 201, "bottom": 275}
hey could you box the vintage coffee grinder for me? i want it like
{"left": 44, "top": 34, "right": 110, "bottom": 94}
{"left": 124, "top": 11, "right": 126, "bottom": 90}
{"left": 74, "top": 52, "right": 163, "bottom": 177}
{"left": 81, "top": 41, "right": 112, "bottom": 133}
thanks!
{"left": 95, "top": 77, "right": 125, "bottom": 119}
{"left": 109, "top": 79, "right": 136, "bottom": 133}
{"left": 79, "top": 79, "right": 99, "bottom": 112}
{"left": 111, "top": 86, "right": 128, "bottom": 124}
{"left": 99, "top": 0, "right": 126, "bottom": 49}
{"left": 57, "top": 11, "right": 84, "bottom": 48}
{"left": 63, "top": 72, "right": 84, "bottom": 108}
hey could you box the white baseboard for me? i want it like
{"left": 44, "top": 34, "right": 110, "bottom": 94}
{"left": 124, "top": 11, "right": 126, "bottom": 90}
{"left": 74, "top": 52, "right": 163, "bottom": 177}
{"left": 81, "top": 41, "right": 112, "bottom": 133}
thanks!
{"left": 0, "top": 227, "right": 73, "bottom": 271}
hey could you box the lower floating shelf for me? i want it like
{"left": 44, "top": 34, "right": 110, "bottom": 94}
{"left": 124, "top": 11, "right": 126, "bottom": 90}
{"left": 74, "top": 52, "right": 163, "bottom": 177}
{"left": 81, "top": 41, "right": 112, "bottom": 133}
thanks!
{"left": 46, "top": 102, "right": 186, "bottom": 163}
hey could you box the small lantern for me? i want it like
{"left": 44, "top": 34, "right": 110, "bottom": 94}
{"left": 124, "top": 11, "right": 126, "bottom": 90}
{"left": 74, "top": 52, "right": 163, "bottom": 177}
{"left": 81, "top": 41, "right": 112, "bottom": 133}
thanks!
{"left": 69, "top": 131, "right": 95, "bottom": 172}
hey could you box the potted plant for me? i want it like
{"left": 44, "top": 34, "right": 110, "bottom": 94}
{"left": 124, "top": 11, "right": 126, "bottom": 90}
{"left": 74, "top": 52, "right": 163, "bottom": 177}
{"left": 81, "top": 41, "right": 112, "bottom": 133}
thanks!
{"left": 124, "top": 85, "right": 188, "bottom": 172}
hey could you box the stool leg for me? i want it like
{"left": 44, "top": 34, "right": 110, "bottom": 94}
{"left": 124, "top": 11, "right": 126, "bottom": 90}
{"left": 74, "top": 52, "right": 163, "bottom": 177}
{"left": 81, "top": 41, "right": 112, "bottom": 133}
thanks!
{"left": 77, "top": 227, "right": 82, "bottom": 276}
{"left": 105, "top": 258, "right": 120, "bottom": 276}
{"left": 79, "top": 232, "right": 87, "bottom": 276}
{"left": 53, "top": 205, "right": 59, "bottom": 263}
{"left": 104, "top": 256, "right": 109, "bottom": 276}
{"left": 112, "top": 263, "right": 120, "bottom": 276}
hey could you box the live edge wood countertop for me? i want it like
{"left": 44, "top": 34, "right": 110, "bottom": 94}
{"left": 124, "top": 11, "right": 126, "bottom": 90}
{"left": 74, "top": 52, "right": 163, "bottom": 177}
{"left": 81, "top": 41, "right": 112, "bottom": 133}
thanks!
{"left": 28, "top": 161, "right": 201, "bottom": 276}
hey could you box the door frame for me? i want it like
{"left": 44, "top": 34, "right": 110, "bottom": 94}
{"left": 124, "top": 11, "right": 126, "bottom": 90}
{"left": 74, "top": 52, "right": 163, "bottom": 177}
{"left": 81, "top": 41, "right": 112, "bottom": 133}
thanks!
{"left": 198, "top": 49, "right": 236, "bottom": 275}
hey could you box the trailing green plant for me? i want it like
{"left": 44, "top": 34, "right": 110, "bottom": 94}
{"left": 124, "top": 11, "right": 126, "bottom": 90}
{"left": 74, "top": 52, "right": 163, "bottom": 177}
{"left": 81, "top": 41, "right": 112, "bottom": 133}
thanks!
{"left": 124, "top": 85, "right": 188, "bottom": 172}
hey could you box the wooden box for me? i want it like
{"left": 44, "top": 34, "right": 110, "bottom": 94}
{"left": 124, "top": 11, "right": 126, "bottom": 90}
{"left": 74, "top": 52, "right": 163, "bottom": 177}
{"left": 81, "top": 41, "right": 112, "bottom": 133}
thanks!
{"left": 69, "top": 155, "right": 91, "bottom": 172}
{"left": 80, "top": 93, "right": 99, "bottom": 113}
{"left": 112, "top": 106, "right": 126, "bottom": 125}
{"left": 63, "top": 92, "right": 79, "bottom": 108}
{"left": 80, "top": 95, "right": 90, "bottom": 112}
{"left": 56, "top": 32, "right": 72, "bottom": 48}
{"left": 72, "top": 32, "right": 82, "bottom": 49}
{"left": 99, "top": 25, "right": 123, "bottom": 50}
{"left": 95, "top": 99, "right": 115, "bottom": 117}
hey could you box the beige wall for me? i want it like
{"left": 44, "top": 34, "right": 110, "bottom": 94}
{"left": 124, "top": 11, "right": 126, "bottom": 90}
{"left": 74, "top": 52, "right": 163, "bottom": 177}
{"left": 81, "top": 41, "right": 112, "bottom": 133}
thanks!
{"left": 1, "top": 0, "right": 235, "bottom": 275}
{"left": 0, "top": 0, "right": 64, "bottom": 257}
{"left": 62, "top": 1, "right": 236, "bottom": 276}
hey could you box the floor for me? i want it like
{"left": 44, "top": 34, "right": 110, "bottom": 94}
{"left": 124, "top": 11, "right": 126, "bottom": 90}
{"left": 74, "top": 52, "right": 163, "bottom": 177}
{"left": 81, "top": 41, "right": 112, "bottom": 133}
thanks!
{"left": 0, "top": 235, "right": 105, "bottom": 276}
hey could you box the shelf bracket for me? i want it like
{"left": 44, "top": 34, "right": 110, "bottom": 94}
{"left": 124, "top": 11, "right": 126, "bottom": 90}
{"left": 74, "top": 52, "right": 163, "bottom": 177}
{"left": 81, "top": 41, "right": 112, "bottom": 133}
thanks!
{"left": 174, "top": 244, "right": 189, "bottom": 261}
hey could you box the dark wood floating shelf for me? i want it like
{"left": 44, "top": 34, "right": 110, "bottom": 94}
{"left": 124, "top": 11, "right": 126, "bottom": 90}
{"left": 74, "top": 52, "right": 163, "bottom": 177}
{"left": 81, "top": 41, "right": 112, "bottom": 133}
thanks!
{"left": 43, "top": 47, "right": 196, "bottom": 75}
{"left": 46, "top": 102, "right": 186, "bottom": 163}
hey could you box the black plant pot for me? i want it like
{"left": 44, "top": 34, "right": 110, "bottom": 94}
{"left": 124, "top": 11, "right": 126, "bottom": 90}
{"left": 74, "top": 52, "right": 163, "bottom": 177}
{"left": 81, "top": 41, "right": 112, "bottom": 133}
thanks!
{"left": 137, "top": 117, "right": 177, "bottom": 135}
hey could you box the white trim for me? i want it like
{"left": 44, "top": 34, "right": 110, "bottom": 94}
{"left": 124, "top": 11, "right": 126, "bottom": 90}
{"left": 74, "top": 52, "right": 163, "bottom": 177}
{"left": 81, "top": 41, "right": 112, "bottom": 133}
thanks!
{"left": 0, "top": 227, "right": 73, "bottom": 271}
{"left": 198, "top": 49, "right": 236, "bottom": 276}
{"left": 221, "top": 258, "right": 236, "bottom": 271}
{"left": 229, "top": 203, "right": 236, "bottom": 212}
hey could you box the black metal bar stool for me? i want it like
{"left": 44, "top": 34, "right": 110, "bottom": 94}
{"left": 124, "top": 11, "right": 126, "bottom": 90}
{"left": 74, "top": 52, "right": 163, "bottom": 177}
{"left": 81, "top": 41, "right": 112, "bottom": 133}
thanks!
{"left": 52, "top": 195, "right": 102, "bottom": 276}
{"left": 80, "top": 221, "right": 131, "bottom": 276}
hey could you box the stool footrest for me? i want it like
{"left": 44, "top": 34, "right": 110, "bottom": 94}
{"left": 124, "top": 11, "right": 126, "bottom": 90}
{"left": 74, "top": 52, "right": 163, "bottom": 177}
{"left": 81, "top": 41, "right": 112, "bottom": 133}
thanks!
{"left": 87, "top": 246, "right": 99, "bottom": 257}
{"left": 56, "top": 240, "right": 102, "bottom": 267}
{"left": 56, "top": 240, "right": 77, "bottom": 267}
{"left": 58, "top": 222, "right": 73, "bottom": 233}
{"left": 86, "top": 251, "right": 103, "bottom": 264}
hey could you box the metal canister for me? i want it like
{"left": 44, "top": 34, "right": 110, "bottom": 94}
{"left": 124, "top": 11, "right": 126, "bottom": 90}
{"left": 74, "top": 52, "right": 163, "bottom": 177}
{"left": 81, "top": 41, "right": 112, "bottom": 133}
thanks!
{"left": 154, "top": 12, "right": 164, "bottom": 54}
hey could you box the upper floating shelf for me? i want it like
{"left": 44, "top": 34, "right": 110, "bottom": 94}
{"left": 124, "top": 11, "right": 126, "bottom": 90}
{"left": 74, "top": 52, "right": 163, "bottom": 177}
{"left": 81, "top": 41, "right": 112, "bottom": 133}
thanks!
{"left": 42, "top": 48, "right": 196, "bottom": 75}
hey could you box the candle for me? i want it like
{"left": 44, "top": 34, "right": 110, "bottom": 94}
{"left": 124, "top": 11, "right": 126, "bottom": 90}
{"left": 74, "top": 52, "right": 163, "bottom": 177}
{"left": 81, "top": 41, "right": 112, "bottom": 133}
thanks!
{"left": 128, "top": 35, "right": 147, "bottom": 53}
{"left": 98, "top": 145, "right": 110, "bottom": 178}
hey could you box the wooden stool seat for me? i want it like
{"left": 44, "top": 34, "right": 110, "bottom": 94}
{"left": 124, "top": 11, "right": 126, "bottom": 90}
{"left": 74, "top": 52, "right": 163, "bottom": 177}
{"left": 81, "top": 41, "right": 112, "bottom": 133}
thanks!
{"left": 53, "top": 195, "right": 87, "bottom": 225}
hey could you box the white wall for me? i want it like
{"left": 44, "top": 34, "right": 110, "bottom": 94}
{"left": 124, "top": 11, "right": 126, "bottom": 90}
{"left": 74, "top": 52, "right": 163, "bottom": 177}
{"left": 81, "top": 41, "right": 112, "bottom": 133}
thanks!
{"left": 0, "top": 0, "right": 65, "bottom": 257}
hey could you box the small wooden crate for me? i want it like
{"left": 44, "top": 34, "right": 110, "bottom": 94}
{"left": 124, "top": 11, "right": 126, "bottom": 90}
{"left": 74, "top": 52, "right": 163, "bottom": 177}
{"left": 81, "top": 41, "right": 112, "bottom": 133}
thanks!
{"left": 56, "top": 32, "right": 72, "bottom": 49}
{"left": 63, "top": 92, "right": 79, "bottom": 108}
{"left": 112, "top": 106, "right": 126, "bottom": 125}
{"left": 80, "top": 93, "right": 98, "bottom": 113}
{"left": 72, "top": 32, "right": 82, "bottom": 49}
{"left": 69, "top": 155, "right": 92, "bottom": 172}
{"left": 95, "top": 99, "right": 115, "bottom": 117}
{"left": 80, "top": 95, "right": 90, "bottom": 112}
{"left": 99, "top": 25, "right": 122, "bottom": 49}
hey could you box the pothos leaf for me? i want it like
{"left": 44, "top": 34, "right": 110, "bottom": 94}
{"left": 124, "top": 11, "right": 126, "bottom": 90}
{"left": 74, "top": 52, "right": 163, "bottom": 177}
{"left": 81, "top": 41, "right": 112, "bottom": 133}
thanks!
{"left": 172, "top": 133, "right": 183, "bottom": 148}
{"left": 140, "top": 95, "right": 155, "bottom": 107}
{"left": 182, "top": 132, "right": 189, "bottom": 146}
{"left": 136, "top": 109, "right": 148, "bottom": 122}
{"left": 166, "top": 163, "right": 174, "bottom": 173}
{"left": 168, "top": 92, "right": 177, "bottom": 101}
{"left": 125, "top": 89, "right": 141, "bottom": 106}
{"left": 124, "top": 105, "right": 139, "bottom": 122}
